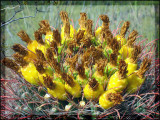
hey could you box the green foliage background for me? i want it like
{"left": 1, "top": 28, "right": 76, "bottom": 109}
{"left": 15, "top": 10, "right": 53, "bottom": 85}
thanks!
{"left": 1, "top": 1, "right": 159, "bottom": 57}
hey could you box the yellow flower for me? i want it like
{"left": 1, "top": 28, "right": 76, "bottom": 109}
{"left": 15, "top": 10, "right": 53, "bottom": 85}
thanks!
{"left": 77, "top": 28, "right": 88, "bottom": 37}
{"left": 21, "top": 63, "right": 40, "bottom": 85}
{"left": 95, "top": 26, "right": 102, "bottom": 38}
{"left": 76, "top": 74, "right": 88, "bottom": 85}
{"left": 124, "top": 45, "right": 141, "bottom": 75}
{"left": 125, "top": 58, "right": 137, "bottom": 75}
{"left": 61, "top": 25, "right": 76, "bottom": 44}
{"left": 92, "top": 71, "right": 106, "bottom": 85}
{"left": 115, "top": 21, "right": 130, "bottom": 46}
{"left": 47, "top": 81, "right": 67, "bottom": 101}
{"left": 107, "top": 60, "right": 128, "bottom": 92}
{"left": 107, "top": 72, "right": 128, "bottom": 92}
{"left": 45, "top": 31, "right": 54, "bottom": 45}
{"left": 126, "top": 72, "right": 145, "bottom": 94}
{"left": 115, "top": 35, "right": 127, "bottom": 46}
{"left": 119, "top": 44, "right": 133, "bottom": 60}
{"left": 38, "top": 72, "right": 53, "bottom": 86}
{"left": 43, "top": 75, "right": 67, "bottom": 100}
{"left": 126, "top": 58, "right": 151, "bottom": 94}
{"left": 83, "top": 79, "right": 104, "bottom": 100}
{"left": 65, "top": 80, "right": 81, "bottom": 98}
{"left": 27, "top": 40, "right": 47, "bottom": 56}
{"left": 99, "top": 89, "right": 123, "bottom": 109}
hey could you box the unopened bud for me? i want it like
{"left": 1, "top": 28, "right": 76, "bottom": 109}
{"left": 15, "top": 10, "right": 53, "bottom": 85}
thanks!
{"left": 23, "top": 106, "right": 29, "bottom": 111}
{"left": 44, "top": 94, "right": 51, "bottom": 101}
{"left": 65, "top": 104, "right": 72, "bottom": 111}
{"left": 36, "top": 106, "right": 42, "bottom": 112}
{"left": 79, "top": 101, "right": 85, "bottom": 107}
{"left": 38, "top": 86, "right": 43, "bottom": 92}
{"left": 49, "top": 107, "right": 57, "bottom": 114}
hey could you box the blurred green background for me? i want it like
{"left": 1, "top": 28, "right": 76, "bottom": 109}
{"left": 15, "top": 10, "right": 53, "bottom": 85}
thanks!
{"left": 1, "top": 1, "right": 159, "bottom": 57}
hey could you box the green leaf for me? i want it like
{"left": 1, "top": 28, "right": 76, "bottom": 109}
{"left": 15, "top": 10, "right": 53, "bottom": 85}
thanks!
{"left": 58, "top": 46, "right": 62, "bottom": 54}
{"left": 46, "top": 66, "right": 54, "bottom": 76}
{"left": 57, "top": 55, "right": 61, "bottom": 63}
{"left": 91, "top": 37, "right": 99, "bottom": 46}
{"left": 73, "top": 46, "right": 79, "bottom": 52}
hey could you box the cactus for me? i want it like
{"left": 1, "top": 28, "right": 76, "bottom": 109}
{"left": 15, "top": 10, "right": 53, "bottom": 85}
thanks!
{"left": 1, "top": 9, "right": 159, "bottom": 120}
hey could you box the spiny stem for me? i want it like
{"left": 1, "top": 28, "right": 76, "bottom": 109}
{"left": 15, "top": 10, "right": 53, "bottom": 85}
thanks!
{"left": 136, "top": 35, "right": 144, "bottom": 39}
{"left": 141, "top": 39, "right": 159, "bottom": 51}
{"left": 50, "top": 26, "right": 56, "bottom": 30}
{"left": 114, "top": 109, "right": 120, "bottom": 119}
{"left": 137, "top": 38, "right": 148, "bottom": 46}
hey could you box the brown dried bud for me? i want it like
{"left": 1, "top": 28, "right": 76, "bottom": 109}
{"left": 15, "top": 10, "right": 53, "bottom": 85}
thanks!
{"left": 89, "top": 78, "right": 99, "bottom": 91}
{"left": 83, "top": 46, "right": 103, "bottom": 67}
{"left": 51, "top": 59, "right": 62, "bottom": 75}
{"left": 101, "top": 28, "right": 113, "bottom": 42}
{"left": 61, "top": 72, "right": 74, "bottom": 87}
{"left": 76, "top": 30, "right": 85, "bottom": 44}
{"left": 67, "top": 41, "right": 76, "bottom": 53}
{"left": 80, "top": 13, "right": 87, "bottom": 21}
{"left": 64, "top": 22, "right": 70, "bottom": 39}
{"left": 35, "top": 49, "right": 46, "bottom": 62}
{"left": 99, "top": 15, "right": 110, "bottom": 23}
{"left": 34, "top": 60, "right": 45, "bottom": 74}
{"left": 59, "top": 11, "right": 69, "bottom": 23}
{"left": 79, "top": 12, "right": 87, "bottom": 29}
{"left": 110, "top": 53, "right": 117, "bottom": 66}
{"left": 127, "top": 38, "right": 135, "bottom": 47}
{"left": 127, "top": 30, "right": 138, "bottom": 41}
{"left": 110, "top": 38, "right": 120, "bottom": 53}
{"left": 86, "top": 19, "right": 93, "bottom": 35}
{"left": 46, "top": 48, "right": 54, "bottom": 62}
{"left": 106, "top": 92, "right": 123, "bottom": 104}
{"left": 66, "top": 54, "right": 78, "bottom": 70}
{"left": 120, "top": 21, "right": 130, "bottom": 38}
{"left": 137, "top": 58, "right": 151, "bottom": 79}
{"left": 106, "top": 37, "right": 113, "bottom": 48}
{"left": 96, "top": 58, "right": 107, "bottom": 76}
{"left": 17, "top": 30, "right": 32, "bottom": 44}
{"left": 50, "top": 41, "right": 58, "bottom": 55}
{"left": 80, "top": 37, "right": 92, "bottom": 48}
{"left": 127, "top": 30, "right": 138, "bottom": 47}
{"left": 130, "top": 45, "right": 141, "bottom": 63}
{"left": 38, "top": 20, "right": 51, "bottom": 35}
{"left": 13, "top": 53, "right": 28, "bottom": 67}
{"left": 1, "top": 58, "right": 20, "bottom": 72}
{"left": 34, "top": 30, "right": 44, "bottom": 45}
{"left": 12, "top": 44, "right": 28, "bottom": 56}
{"left": 77, "top": 64, "right": 86, "bottom": 79}
{"left": 99, "top": 15, "right": 110, "bottom": 29}
{"left": 53, "top": 29, "right": 61, "bottom": 46}
{"left": 43, "top": 75, "right": 55, "bottom": 90}
{"left": 83, "top": 47, "right": 94, "bottom": 62}
{"left": 118, "top": 60, "right": 128, "bottom": 79}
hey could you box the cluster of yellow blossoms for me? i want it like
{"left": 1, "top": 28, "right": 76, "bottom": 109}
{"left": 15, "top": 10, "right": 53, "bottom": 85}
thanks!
{"left": 2, "top": 11, "right": 151, "bottom": 109}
